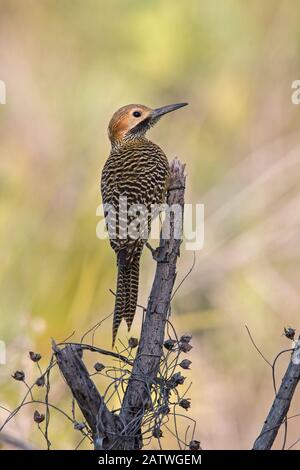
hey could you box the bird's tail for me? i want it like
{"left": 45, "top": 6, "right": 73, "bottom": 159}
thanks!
{"left": 112, "top": 253, "right": 141, "bottom": 347}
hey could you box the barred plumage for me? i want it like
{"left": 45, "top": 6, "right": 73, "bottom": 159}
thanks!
{"left": 101, "top": 103, "right": 187, "bottom": 346}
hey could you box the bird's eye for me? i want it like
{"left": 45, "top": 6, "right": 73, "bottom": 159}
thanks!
{"left": 133, "top": 111, "right": 141, "bottom": 118}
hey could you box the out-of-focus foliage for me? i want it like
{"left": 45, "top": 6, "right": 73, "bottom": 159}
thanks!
{"left": 0, "top": 0, "right": 300, "bottom": 449}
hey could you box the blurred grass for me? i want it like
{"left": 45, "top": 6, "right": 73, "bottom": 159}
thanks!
{"left": 1, "top": 0, "right": 300, "bottom": 449}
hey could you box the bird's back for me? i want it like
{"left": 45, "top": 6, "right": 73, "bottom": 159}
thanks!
{"left": 101, "top": 138, "right": 169, "bottom": 212}
{"left": 102, "top": 139, "right": 169, "bottom": 252}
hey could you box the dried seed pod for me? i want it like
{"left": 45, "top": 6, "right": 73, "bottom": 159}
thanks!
{"left": 180, "top": 334, "right": 192, "bottom": 344}
{"left": 172, "top": 372, "right": 185, "bottom": 385}
{"left": 33, "top": 410, "right": 45, "bottom": 423}
{"left": 179, "top": 359, "right": 192, "bottom": 369}
{"left": 179, "top": 342, "right": 193, "bottom": 353}
{"left": 12, "top": 370, "right": 25, "bottom": 381}
{"left": 94, "top": 362, "right": 105, "bottom": 372}
{"left": 163, "top": 339, "right": 176, "bottom": 351}
{"left": 189, "top": 440, "right": 201, "bottom": 450}
{"left": 152, "top": 427, "right": 163, "bottom": 438}
{"left": 179, "top": 398, "right": 191, "bottom": 410}
{"left": 29, "top": 351, "right": 42, "bottom": 362}
{"left": 284, "top": 327, "right": 296, "bottom": 341}
{"left": 36, "top": 376, "right": 45, "bottom": 387}
{"left": 128, "top": 337, "right": 139, "bottom": 348}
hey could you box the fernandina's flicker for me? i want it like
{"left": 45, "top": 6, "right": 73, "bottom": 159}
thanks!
{"left": 101, "top": 102, "right": 188, "bottom": 346}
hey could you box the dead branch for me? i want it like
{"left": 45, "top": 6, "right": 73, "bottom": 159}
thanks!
{"left": 53, "top": 342, "right": 122, "bottom": 449}
{"left": 56, "top": 342, "right": 134, "bottom": 366}
{"left": 253, "top": 337, "right": 300, "bottom": 450}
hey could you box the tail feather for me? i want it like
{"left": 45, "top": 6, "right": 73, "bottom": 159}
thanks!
{"left": 124, "top": 255, "right": 140, "bottom": 331}
{"left": 112, "top": 253, "right": 141, "bottom": 347}
{"left": 112, "top": 264, "right": 126, "bottom": 347}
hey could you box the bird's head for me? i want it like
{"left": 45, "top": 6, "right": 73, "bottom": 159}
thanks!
{"left": 108, "top": 102, "right": 188, "bottom": 146}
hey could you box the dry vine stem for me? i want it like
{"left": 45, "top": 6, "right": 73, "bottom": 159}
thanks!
{"left": 253, "top": 338, "right": 300, "bottom": 450}
{"left": 54, "top": 158, "right": 186, "bottom": 450}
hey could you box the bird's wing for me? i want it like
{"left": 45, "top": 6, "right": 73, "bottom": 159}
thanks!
{"left": 101, "top": 145, "right": 169, "bottom": 257}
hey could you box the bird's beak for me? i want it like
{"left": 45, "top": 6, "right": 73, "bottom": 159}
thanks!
{"left": 151, "top": 102, "right": 188, "bottom": 120}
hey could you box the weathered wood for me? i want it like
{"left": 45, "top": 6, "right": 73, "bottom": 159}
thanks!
{"left": 53, "top": 342, "right": 121, "bottom": 449}
{"left": 253, "top": 339, "right": 300, "bottom": 450}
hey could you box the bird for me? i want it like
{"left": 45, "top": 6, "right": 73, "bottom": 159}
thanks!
{"left": 101, "top": 102, "right": 188, "bottom": 346}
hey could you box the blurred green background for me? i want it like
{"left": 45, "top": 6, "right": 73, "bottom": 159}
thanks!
{"left": 1, "top": 0, "right": 300, "bottom": 450}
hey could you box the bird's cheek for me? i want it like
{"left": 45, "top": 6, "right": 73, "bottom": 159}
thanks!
{"left": 114, "top": 125, "right": 127, "bottom": 141}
